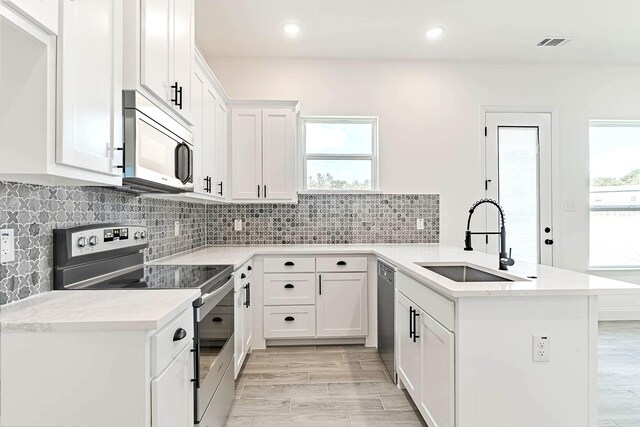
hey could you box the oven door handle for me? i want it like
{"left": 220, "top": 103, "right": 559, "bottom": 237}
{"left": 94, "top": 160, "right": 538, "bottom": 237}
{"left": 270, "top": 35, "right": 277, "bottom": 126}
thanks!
{"left": 200, "top": 275, "right": 234, "bottom": 305}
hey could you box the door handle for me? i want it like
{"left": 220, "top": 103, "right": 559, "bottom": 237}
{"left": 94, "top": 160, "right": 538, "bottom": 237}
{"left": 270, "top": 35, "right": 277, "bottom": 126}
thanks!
{"left": 284, "top": 284, "right": 294, "bottom": 289}
{"left": 264, "top": 185, "right": 267, "bottom": 198}
{"left": 545, "top": 239, "right": 554, "bottom": 245}
{"left": 412, "top": 310, "right": 420, "bottom": 342}
{"left": 284, "top": 316, "right": 295, "bottom": 321}
{"left": 244, "top": 283, "right": 250, "bottom": 307}
{"left": 258, "top": 185, "right": 260, "bottom": 198}
{"left": 319, "top": 274, "right": 322, "bottom": 295}
{"left": 409, "top": 307, "right": 414, "bottom": 338}
{"left": 218, "top": 181, "right": 223, "bottom": 196}
{"left": 171, "top": 81, "right": 179, "bottom": 105}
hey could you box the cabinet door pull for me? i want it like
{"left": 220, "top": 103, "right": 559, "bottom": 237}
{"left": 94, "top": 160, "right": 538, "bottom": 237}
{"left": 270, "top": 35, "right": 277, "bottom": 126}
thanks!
{"left": 258, "top": 185, "right": 261, "bottom": 198}
{"left": 212, "top": 317, "right": 223, "bottom": 322}
{"left": 171, "top": 81, "right": 179, "bottom": 105}
{"left": 247, "top": 266, "right": 252, "bottom": 271}
{"left": 284, "top": 316, "right": 295, "bottom": 321}
{"left": 319, "top": 274, "right": 322, "bottom": 295}
{"left": 337, "top": 260, "right": 347, "bottom": 266}
{"left": 284, "top": 261, "right": 295, "bottom": 266}
{"left": 218, "top": 181, "right": 223, "bottom": 196}
{"left": 412, "top": 310, "right": 420, "bottom": 342}
{"left": 409, "top": 307, "right": 414, "bottom": 338}
{"left": 177, "top": 85, "right": 183, "bottom": 109}
{"left": 244, "top": 283, "right": 250, "bottom": 307}
{"left": 173, "top": 328, "right": 187, "bottom": 341}
{"left": 264, "top": 185, "right": 267, "bottom": 198}
{"left": 241, "top": 273, "right": 246, "bottom": 279}
{"left": 284, "top": 284, "right": 294, "bottom": 289}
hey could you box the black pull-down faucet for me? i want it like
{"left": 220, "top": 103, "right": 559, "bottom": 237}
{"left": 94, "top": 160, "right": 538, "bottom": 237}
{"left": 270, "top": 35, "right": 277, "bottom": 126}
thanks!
{"left": 464, "top": 199, "right": 515, "bottom": 271}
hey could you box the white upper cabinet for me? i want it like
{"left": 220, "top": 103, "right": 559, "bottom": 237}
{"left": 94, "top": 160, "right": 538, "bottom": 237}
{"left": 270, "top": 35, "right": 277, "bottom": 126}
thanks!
{"left": 231, "top": 108, "right": 263, "bottom": 200}
{"left": 0, "top": 1, "right": 121, "bottom": 186}
{"left": 1, "top": 0, "right": 58, "bottom": 34}
{"left": 214, "top": 98, "right": 228, "bottom": 198}
{"left": 125, "top": 0, "right": 194, "bottom": 124}
{"left": 202, "top": 86, "right": 217, "bottom": 194}
{"left": 190, "top": 67, "right": 205, "bottom": 194}
{"left": 57, "top": 0, "right": 122, "bottom": 177}
{"left": 262, "top": 109, "right": 296, "bottom": 200}
{"left": 230, "top": 103, "right": 299, "bottom": 203}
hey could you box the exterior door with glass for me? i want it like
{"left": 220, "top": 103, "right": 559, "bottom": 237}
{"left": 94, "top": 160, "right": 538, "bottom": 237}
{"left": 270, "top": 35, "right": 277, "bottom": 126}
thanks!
{"left": 485, "top": 112, "right": 553, "bottom": 266}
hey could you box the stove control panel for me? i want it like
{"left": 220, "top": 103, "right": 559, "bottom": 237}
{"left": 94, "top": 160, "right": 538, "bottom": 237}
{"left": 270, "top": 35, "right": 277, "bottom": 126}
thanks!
{"left": 67, "top": 225, "right": 148, "bottom": 257}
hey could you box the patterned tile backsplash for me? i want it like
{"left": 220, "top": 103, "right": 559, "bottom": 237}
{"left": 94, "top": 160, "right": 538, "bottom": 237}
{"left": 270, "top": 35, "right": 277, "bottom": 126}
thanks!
{"left": 0, "top": 182, "right": 206, "bottom": 305}
{"left": 207, "top": 194, "right": 439, "bottom": 245}
{"left": 0, "top": 182, "right": 439, "bottom": 306}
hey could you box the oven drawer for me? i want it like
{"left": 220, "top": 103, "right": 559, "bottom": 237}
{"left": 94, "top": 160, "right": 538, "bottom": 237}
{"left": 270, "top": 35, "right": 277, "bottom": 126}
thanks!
{"left": 316, "top": 256, "right": 368, "bottom": 272}
{"left": 264, "top": 273, "right": 315, "bottom": 306}
{"left": 264, "top": 257, "right": 316, "bottom": 273}
{"left": 151, "top": 308, "right": 194, "bottom": 377}
{"left": 264, "top": 306, "right": 316, "bottom": 338}
{"left": 199, "top": 310, "right": 233, "bottom": 341}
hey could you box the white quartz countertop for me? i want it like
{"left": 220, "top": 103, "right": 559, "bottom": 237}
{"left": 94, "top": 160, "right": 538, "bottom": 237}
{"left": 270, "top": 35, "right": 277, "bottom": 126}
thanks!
{"left": 0, "top": 289, "right": 200, "bottom": 332}
{"left": 152, "top": 244, "right": 640, "bottom": 298}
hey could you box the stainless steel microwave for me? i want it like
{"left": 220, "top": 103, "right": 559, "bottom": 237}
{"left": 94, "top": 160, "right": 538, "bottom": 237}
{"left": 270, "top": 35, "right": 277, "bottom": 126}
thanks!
{"left": 122, "top": 90, "right": 193, "bottom": 193}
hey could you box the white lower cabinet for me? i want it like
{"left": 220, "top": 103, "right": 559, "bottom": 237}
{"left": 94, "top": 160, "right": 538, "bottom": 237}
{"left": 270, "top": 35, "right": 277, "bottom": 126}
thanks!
{"left": 396, "top": 291, "right": 421, "bottom": 396}
{"left": 396, "top": 290, "right": 455, "bottom": 427}
{"left": 316, "top": 273, "right": 368, "bottom": 337}
{"left": 151, "top": 344, "right": 194, "bottom": 427}
{"left": 234, "top": 260, "right": 253, "bottom": 378}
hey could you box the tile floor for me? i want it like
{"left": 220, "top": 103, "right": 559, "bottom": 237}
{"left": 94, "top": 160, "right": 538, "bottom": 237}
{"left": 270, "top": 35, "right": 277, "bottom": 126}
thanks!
{"left": 599, "top": 321, "right": 640, "bottom": 427}
{"left": 226, "top": 345, "right": 426, "bottom": 426}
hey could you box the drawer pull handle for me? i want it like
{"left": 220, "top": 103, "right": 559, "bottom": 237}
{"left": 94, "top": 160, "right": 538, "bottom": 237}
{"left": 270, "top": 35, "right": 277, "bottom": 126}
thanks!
{"left": 337, "top": 261, "right": 347, "bottom": 266}
{"left": 284, "top": 284, "right": 294, "bottom": 289}
{"left": 284, "top": 316, "right": 295, "bottom": 321}
{"left": 173, "top": 328, "right": 187, "bottom": 341}
{"left": 284, "top": 261, "right": 295, "bottom": 266}
{"left": 241, "top": 273, "right": 247, "bottom": 279}
{"left": 212, "top": 317, "right": 223, "bottom": 322}
{"left": 247, "top": 266, "right": 252, "bottom": 271}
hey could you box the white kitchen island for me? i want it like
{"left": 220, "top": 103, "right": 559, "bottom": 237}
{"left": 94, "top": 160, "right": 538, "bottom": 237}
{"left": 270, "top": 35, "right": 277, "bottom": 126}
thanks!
{"left": 154, "top": 243, "right": 640, "bottom": 427}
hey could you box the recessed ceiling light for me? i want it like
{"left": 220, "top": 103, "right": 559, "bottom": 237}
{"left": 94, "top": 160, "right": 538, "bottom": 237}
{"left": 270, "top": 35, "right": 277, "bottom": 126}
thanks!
{"left": 283, "top": 23, "right": 301, "bottom": 35}
{"left": 426, "top": 26, "right": 445, "bottom": 39}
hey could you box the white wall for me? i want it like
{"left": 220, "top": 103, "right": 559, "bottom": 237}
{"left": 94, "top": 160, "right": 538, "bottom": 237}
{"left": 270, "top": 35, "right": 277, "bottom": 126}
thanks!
{"left": 206, "top": 56, "right": 640, "bottom": 295}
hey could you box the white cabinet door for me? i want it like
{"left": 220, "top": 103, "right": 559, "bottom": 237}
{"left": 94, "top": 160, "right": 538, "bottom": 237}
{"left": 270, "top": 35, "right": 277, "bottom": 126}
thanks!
{"left": 262, "top": 109, "right": 296, "bottom": 200}
{"left": 171, "top": 0, "right": 192, "bottom": 119}
{"left": 243, "top": 281, "right": 253, "bottom": 352}
{"left": 234, "top": 285, "right": 245, "bottom": 379}
{"left": 190, "top": 68, "right": 205, "bottom": 194}
{"left": 151, "top": 344, "right": 194, "bottom": 427}
{"left": 213, "top": 99, "right": 228, "bottom": 198}
{"left": 57, "top": 0, "right": 122, "bottom": 176}
{"left": 396, "top": 291, "right": 421, "bottom": 397}
{"left": 418, "top": 310, "right": 455, "bottom": 427}
{"left": 140, "top": 0, "right": 171, "bottom": 105}
{"left": 202, "top": 85, "right": 217, "bottom": 194}
{"left": 231, "top": 108, "right": 262, "bottom": 200}
{"left": 316, "top": 273, "right": 367, "bottom": 337}
{"left": 3, "top": 0, "right": 58, "bottom": 34}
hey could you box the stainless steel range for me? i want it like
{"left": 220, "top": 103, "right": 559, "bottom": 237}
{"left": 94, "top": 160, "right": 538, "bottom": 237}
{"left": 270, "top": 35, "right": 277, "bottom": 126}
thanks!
{"left": 53, "top": 223, "right": 235, "bottom": 426}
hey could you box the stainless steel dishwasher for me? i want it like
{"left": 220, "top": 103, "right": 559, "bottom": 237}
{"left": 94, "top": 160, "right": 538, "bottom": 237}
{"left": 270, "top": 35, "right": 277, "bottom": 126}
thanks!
{"left": 377, "top": 260, "right": 397, "bottom": 383}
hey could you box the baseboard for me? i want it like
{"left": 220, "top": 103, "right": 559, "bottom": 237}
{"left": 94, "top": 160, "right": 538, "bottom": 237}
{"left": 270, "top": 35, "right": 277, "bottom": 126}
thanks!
{"left": 598, "top": 309, "right": 640, "bottom": 321}
{"left": 265, "top": 337, "right": 368, "bottom": 347}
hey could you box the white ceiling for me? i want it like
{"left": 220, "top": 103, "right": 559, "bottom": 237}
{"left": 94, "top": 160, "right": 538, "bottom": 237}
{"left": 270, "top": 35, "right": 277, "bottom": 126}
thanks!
{"left": 195, "top": 0, "right": 640, "bottom": 64}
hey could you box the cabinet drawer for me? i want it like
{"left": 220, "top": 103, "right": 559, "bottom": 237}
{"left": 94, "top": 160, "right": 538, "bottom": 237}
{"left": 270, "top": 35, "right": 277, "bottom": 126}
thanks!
{"left": 264, "top": 273, "right": 316, "bottom": 306}
{"left": 264, "top": 257, "right": 315, "bottom": 273}
{"left": 264, "top": 306, "right": 316, "bottom": 338}
{"left": 317, "top": 256, "right": 367, "bottom": 272}
{"left": 151, "top": 308, "right": 194, "bottom": 377}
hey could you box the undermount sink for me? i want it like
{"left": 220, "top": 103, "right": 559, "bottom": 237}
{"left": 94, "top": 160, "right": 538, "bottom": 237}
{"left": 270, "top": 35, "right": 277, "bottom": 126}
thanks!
{"left": 419, "top": 264, "right": 517, "bottom": 283}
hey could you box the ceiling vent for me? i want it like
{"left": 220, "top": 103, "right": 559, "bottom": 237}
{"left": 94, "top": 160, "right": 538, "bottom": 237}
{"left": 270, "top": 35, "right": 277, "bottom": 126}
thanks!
{"left": 537, "top": 37, "right": 574, "bottom": 47}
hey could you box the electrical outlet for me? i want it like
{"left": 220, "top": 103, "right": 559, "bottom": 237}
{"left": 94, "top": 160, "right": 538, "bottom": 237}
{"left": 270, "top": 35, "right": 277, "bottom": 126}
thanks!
{"left": 533, "top": 334, "right": 550, "bottom": 362}
{"left": 416, "top": 219, "right": 425, "bottom": 230}
{"left": 174, "top": 221, "right": 180, "bottom": 237}
{"left": 1, "top": 229, "right": 15, "bottom": 263}
{"left": 234, "top": 219, "right": 243, "bottom": 231}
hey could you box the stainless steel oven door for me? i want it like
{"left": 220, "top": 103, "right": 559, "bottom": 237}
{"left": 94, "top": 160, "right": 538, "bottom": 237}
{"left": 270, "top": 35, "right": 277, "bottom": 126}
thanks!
{"left": 194, "top": 276, "right": 234, "bottom": 423}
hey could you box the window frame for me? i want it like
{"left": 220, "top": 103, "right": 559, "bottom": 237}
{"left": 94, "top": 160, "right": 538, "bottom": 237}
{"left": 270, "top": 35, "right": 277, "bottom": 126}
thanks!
{"left": 588, "top": 119, "right": 640, "bottom": 270}
{"left": 300, "top": 116, "right": 380, "bottom": 193}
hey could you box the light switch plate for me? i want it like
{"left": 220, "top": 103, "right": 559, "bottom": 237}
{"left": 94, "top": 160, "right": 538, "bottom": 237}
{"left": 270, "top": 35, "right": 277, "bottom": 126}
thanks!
{"left": 174, "top": 221, "right": 180, "bottom": 236}
{"left": 234, "top": 219, "right": 243, "bottom": 231}
{"left": 416, "top": 219, "right": 425, "bottom": 230}
{"left": 1, "top": 229, "right": 15, "bottom": 263}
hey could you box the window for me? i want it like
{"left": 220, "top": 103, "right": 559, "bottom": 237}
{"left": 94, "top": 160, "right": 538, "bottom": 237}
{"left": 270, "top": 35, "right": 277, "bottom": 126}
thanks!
{"left": 302, "top": 117, "right": 378, "bottom": 191}
{"left": 589, "top": 121, "right": 640, "bottom": 268}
